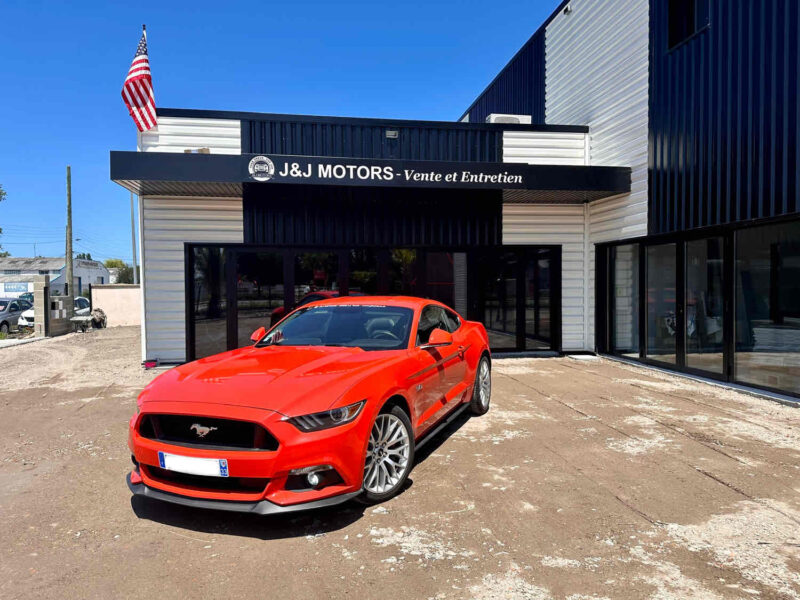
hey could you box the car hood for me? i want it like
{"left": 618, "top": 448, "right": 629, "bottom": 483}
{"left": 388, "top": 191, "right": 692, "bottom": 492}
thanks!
{"left": 139, "top": 345, "right": 408, "bottom": 416}
{"left": 21, "top": 309, "right": 33, "bottom": 318}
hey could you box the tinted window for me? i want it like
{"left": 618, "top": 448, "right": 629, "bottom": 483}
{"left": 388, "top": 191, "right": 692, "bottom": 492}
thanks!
{"left": 9, "top": 302, "right": 19, "bottom": 312}
{"left": 258, "top": 305, "right": 413, "bottom": 351}
{"left": 416, "top": 305, "right": 449, "bottom": 345}
{"left": 19, "top": 300, "right": 31, "bottom": 310}
{"left": 443, "top": 309, "right": 461, "bottom": 333}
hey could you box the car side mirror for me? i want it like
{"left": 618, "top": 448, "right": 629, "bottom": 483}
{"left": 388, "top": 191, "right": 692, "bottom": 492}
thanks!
{"left": 421, "top": 328, "right": 452, "bottom": 349}
{"left": 250, "top": 326, "right": 266, "bottom": 343}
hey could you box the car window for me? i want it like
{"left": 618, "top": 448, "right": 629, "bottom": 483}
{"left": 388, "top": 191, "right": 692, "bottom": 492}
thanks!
{"left": 297, "top": 294, "right": 323, "bottom": 307}
{"left": 416, "top": 305, "right": 449, "bottom": 345}
{"left": 258, "top": 305, "right": 414, "bottom": 351}
{"left": 0, "top": 301, "right": 7, "bottom": 312}
{"left": 19, "top": 300, "right": 31, "bottom": 310}
{"left": 9, "top": 302, "right": 19, "bottom": 312}
{"left": 443, "top": 309, "right": 461, "bottom": 333}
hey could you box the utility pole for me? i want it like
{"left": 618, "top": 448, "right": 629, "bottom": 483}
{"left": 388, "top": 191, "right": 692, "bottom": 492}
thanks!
{"left": 65, "top": 165, "right": 74, "bottom": 316}
{"left": 130, "top": 191, "right": 139, "bottom": 284}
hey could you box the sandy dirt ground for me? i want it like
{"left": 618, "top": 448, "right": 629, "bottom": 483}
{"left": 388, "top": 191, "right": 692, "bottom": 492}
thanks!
{"left": 1, "top": 327, "right": 799, "bottom": 600}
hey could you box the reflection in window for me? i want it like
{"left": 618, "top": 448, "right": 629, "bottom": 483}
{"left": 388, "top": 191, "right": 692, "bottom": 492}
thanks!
{"left": 348, "top": 250, "right": 378, "bottom": 294}
{"left": 193, "top": 247, "right": 227, "bottom": 359}
{"left": 735, "top": 222, "right": 800, "bottom": 394}
{"left": 686, "top": 238, "right": 724, "bottom": 373}
{"left": 646, "top": 244, "right": 676, "bottom": 363}
{"left": 612, "top": 244, "right": 640, "bottom": 357}
{"left": 388, "top": 249, "right": 422, "bottom": 296}
{"left": 525, "top": 248, "right": 552, "bottom": 350}
{"left": 237, "top": 251, "right": 284, "bottom": 346}
{"left": 295, "top": 252, "right": 339, "bottom": 303}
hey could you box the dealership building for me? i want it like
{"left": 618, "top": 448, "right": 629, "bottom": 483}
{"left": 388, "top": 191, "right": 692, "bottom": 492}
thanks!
{"left": 111, "top": 0, "right": 800, "bottom": 399}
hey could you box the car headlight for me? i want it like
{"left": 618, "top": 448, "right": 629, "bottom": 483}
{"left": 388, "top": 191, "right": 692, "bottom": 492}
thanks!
{"left": 286, "top": 400, "right": 365, "bottom": 432}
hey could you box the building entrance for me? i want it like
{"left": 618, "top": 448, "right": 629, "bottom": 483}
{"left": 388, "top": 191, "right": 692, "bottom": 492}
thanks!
{"left": 186, "top": 244, "right": 561, "bottom": 361}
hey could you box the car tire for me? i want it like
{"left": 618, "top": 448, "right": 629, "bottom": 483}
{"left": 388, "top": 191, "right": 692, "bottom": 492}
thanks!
{"left": 358, "top": 404, "right": 415, "bottom": 504}
{"left": 0, "top": 322, "right": 8, "bottom": 335}
{"left": 469, "top": 356, "right": 491, "bottom": 416}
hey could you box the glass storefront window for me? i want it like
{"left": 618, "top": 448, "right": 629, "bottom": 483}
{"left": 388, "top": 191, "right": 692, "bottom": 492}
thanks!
{"left": 612, "top": 244, "right": 640, "bottom": 357}
{"left": 348, "top": 250, "right": 379, "bottom": 294}
{"left": 236, "top": 251, "right": 284, "bottom": 346}
{"left": 525, "top": 249, "right": 552, "bottom": 350}
{"left": 686, "top": 238, "right": 724, "bottom": 373}
{"left": 388, "top": 249, "right": 422, "bottom": 296}
{"left": 294, "top": 252, "right": 339, "bottom": 303}
{"left": 735, "top": 221, "right": 800, "bottom": 394}
{"left": 646, "top": 243, "right": 677, "bottom": 363}
{"left": 425, "top": 252, "right": 455, "bottom": 308}
{"left": 192, "top": 247, "right": 228, "bottom": 359}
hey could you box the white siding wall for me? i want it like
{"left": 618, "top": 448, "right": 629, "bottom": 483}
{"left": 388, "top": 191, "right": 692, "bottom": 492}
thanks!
{"left": 138, "top": 117, "right": 241, "bottom": 154}
{"left": 140, "top": 197, "right": 243, "bottom": 363}
{"left": 503, "top": 204, "right": 586, "bottom": 350}
{"left": 544, "top": 0, "right": 650, "bottom": 350}
{"left": 502, "top": 131, "right": 588, "bottom": 165}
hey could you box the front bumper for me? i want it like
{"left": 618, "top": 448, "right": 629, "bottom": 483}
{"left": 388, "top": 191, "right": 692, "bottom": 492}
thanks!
{"left": 128, "top": 400, "right": 373, "bottom": 508}
{"left": 127, "top": 472, "right": 362, "bottom": 515}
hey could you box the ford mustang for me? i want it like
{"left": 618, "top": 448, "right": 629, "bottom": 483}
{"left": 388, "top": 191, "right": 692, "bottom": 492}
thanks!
{"left": 127, "top": 297, "right": 491, "bottom": 514}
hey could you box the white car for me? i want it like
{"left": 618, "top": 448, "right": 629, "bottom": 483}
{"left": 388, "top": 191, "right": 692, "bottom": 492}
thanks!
{"left": 18, "top": 297, "right": 91, "bottom": 328}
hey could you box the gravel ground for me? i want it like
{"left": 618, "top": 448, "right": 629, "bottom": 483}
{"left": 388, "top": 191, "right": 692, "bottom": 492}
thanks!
{"left": 0, "top": 327, "right": 799, "bottom": 599}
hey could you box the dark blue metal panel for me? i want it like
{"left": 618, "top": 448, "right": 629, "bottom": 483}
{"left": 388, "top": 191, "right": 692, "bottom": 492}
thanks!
{"left": 461, "top": 32, "right": 546, "bottom": 125}
{"left": 243, "top": 183, "right": 502, "bottom": 247}
{"left": 649, "top": 0, "right": 800, "bottom": 234}
{"left": 242, "top": 119, "right": 502, "bottom": 162}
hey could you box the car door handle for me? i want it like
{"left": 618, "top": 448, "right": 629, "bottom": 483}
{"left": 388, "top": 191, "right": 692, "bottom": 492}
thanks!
{"left": 457, "top": 345, "right": 466, "bottom": 358}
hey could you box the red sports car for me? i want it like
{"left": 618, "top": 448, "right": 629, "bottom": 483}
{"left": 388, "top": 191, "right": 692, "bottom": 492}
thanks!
{"left": 127, "top": 296, "right": 491, "bottom": 514}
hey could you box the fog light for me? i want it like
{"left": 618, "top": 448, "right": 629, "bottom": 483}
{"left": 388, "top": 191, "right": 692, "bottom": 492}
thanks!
{"left": 306, "top": 472, "right": 321, "bottom": 487}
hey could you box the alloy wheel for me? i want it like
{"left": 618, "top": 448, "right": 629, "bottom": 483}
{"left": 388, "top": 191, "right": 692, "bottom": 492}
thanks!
{"left": 363, "top": 413, "right": 411, "bottom": 494}
{"left": 478, "top": 359, "right": 491, "bottom": 409}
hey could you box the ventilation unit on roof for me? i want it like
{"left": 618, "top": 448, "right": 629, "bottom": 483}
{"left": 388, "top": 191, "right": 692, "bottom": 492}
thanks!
{"left": 485, "top": 113, "right": 532, "bottom": 124}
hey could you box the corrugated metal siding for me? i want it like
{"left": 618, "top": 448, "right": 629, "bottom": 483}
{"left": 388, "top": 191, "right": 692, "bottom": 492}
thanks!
{"left": 242, "top": 119, "right": 501, "bottom": 162}
{"left": 545, "top": 0, "right": 650, "bottom": 349}
{"left": 141, "top": 197, "right": 243, "bottom": 362}
{"left": 244, "top": 183, "right": 501, "bottom": 247}
{"left": 503, "top": 204, "right": 585, "bottom": 350}
{"left": 463, "top": 32, "right": 547, "bottom": 125}
{"left": 649, "top": 0, "right": 800, "bottom": 234}
{"left": 139, "top": 117, "right": 241, "bottom": 154}
{"left": 502, "top": 130, "right": 587, "bottom": 165}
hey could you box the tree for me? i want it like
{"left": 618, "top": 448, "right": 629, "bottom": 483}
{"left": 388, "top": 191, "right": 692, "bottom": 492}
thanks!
{"left": 75, "top": 252, "right": 92, "bottom": 260}
{"left": 103, "top": 258, "right": 127, "bottom": 269}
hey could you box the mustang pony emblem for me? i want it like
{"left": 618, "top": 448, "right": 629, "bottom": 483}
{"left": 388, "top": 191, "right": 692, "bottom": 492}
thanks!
{"left": 190, "top": 423, "right": 218, "bottom": 438}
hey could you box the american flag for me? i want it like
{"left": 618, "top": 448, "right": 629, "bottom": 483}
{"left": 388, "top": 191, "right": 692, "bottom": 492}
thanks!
{"left": 121, "top": 28, "right": 157, "bottom": 131}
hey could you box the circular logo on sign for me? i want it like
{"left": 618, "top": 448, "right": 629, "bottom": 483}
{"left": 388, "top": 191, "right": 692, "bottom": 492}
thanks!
{"left": 248, "top": 155, "right": 275, "bottom": 181}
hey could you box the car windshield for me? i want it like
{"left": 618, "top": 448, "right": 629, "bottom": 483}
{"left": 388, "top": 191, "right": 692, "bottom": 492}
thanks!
{"left": 257, "top": 305, "right": 414, "bottom": 351}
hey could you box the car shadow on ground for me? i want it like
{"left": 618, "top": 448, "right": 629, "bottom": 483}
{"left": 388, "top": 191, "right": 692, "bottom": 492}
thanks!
{"left": 130, "top": 410, "right": 475, "bottom": 539}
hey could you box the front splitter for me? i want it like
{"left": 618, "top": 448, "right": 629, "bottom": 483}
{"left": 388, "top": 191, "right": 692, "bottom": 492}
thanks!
{"left": 127, "top": 473, "right": 362, "bottom": 515}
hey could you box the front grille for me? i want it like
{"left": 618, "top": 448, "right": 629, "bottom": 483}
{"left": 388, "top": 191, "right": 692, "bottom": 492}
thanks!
{"left": 144, "top": 465, "right": 269, "bottom": 493}
{"left": 138, "top": 414, "right": 279, "bottom": 451}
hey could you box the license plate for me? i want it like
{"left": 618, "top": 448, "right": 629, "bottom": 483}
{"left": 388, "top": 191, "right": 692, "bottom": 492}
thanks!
{"left": 158, "top": 451, "right": 228, "bottom": 477}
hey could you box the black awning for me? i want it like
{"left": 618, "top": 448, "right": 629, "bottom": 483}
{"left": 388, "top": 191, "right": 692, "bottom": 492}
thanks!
{"left": 110, "top": 151, "right": 630, "bottom": 203}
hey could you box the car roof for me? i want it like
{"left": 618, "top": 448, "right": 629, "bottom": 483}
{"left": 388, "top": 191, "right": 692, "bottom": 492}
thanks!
{"left": 305, "top": 295, "right": 446, "bottom": 310}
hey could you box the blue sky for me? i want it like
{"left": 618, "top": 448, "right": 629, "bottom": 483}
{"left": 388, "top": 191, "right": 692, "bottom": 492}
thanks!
{"left": 0, "top": 0, "right": 559, "bottom": 263}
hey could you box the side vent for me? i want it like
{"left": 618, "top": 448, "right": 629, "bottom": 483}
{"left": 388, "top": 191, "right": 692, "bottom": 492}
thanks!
{"left": 485, "top": 113, "right": 532, "bottom": 125}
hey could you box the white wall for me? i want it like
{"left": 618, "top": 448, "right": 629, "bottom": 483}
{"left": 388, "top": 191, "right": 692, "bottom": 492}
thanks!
{"left": 502, "top": 131, "right": 588, "bottom": 165}
{"left": 138, "top": 116, "right": 241, "bottom": 155}
{"left": 91, "top": 284, "right": 142, "bottom": 327}
{"left": 502, "top": 204, "right": 587, "bottom": 351}
{"left": 543, "top": 0, "right": 650, "bottom": 350}
{"left": 140, "top": 196, "right": 243, "bottom": 363}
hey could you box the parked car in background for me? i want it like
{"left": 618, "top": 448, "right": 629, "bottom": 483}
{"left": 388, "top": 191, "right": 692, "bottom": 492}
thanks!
{"left": 18, "top": 296, "right": 90, "bottom": 329}
{"left": 0, "top": 297, "right": 32, "bottom": 334}
{"left": 19, "top": 292, "right": 34, "bottom": 303}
